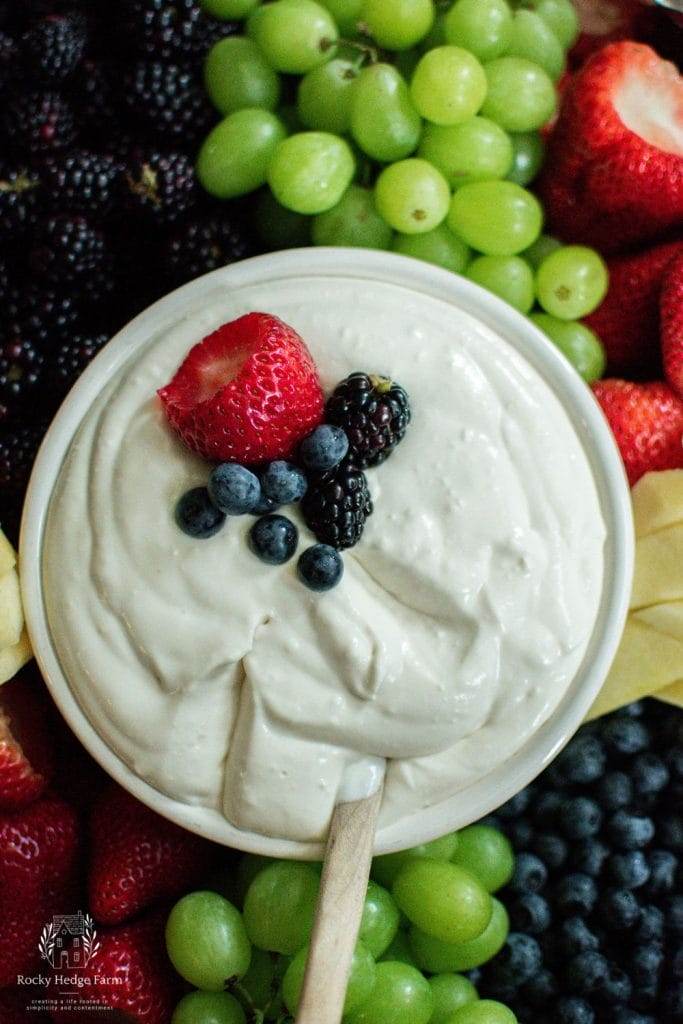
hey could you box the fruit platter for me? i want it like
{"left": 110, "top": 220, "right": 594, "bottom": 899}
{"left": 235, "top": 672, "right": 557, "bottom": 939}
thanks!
{"left": 0, "top": 1, "right": 682, "bottom": 1022}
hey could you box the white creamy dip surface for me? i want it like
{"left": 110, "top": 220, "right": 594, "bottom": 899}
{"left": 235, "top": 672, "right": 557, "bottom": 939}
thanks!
{"left": 43, "top": 275, "right": 606, "bottom": 842}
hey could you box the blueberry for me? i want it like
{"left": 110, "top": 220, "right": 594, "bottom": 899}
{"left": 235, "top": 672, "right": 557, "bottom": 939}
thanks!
{"left": 175, "top": 486, "right": 226, "bottom": 538}
{"left": 630, "top": 942, "right": 664, "bottom": 985}
{"left": 616, "top": 1012, "right": 655, "bottom": 1024}
{"left": 566, "top": 950, "right": 610, "bottom": 993}
{"left": 261, "top": 460, "right": 307, "bottom": 505}
{"left": 510, "top": 893, "right": 552, "bottom": 934}
{"left": 661, "top": 981, "right": 683, "bottom": 1018}
{"left": 507, "top": 817, "right": 535, "bottom": 849}
{"left": 532, "top": 833, "right": 568, "bottom": 871}
{"left": 299, "top": 424, "right": 349, "bottom": 472}
{"left": 658, "top": 813, "right": 683, "bottom": 852}
{"left": 665, "top": 744, "right": 683, "bottom": 779}
{"left": 665, "top": 894, "right": 683, "bottom": 933}
{"left": 509, "top": 851, "right": 548, "bottom": 893}
{"left": 601, "top": 717, "right": 650, "bottom": 755}
{"left": 596, "top": 770, "right": 633, "bottom": 811}
{"left": 554, "top": 734, "right": 606, "bottom": 785}
{"left": 497, "top": 787, "right": 533, "bottom": 819}
{"left": 597, "top": 965, "right": 632, "bottom": 1004}
{"left": 673, "top": 945, "right": 683, "bottom": 979}
{"left": 523, "top": 967, "right": 558, "bottom": 1006}
{"left": 533, "top": 790, "right": 563, "bottom": 825}
{"left": 560, "top": 797, "right": 602, "bottom": 839}
{"left": 631, "top": 752, "right": 670, "bottom": 794}
{"left": 249, "top": 514, "right": 298, "bottom": 565}
{"left": 599, "top": 888, "right": 641, "bottom": 930}
{"left": 554, "top": 873, "right": 598, "bottom": 917}
{"left": 252, "top": 491, "right": 279, "bottom": 515}
{"left": 608, "top": 809, "right": 655, "bottom": 850}
{"left": 495, "top": 932, "right": 542, "bottom": 985}
{"left": 559, "top": 917, "right": 600, "bottom": 956}
{"left": 297, "top": 544, "right": 344, "bottom": 591}
{"left": 643, "top": 849, "right": 678, "bottom": 895}
{"left": 556, "top": 996, "right": 595, "bottom": 1024}
{"left": 609, "top": 851, "right": 650, "bottom": 889}
{"left": 208, "top": 463, "right": 261, "bottom": 515}
{"left": 571, "top": 838, "right": 610, "bottom": 877}
{"left": 634, "top": 905, "right": 664, "bottom": 943}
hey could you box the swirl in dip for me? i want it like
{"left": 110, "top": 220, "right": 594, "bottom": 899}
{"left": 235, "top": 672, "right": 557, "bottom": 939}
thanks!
{"left": 43, "top": 273, "right": 605, "bottom": 842}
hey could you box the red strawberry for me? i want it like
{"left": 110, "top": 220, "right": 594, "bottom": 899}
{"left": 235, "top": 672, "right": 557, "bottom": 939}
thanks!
{"left": 0, "top": 667, "right": 56, "bottom": 809}
{"left": 0, "top": 795, "right": 80, "bottom": 986}
{"left": 540, "top": 43, "right": 683, "bottom": 253}
{"left": 662, "top": 250, "right": 683, "bottom": 400}
{"left": 585, "top": 241, "right": 683, "bottom": 376}
{"left": 50, "top": 911, "right": 181, "bottom": 1024}
{"left": 89, "top": 784, "right": 218, "bottom": 925}
{"left": 158, "top": 312, "right": 324, "bottom": 464}
{"left": 592, "top": 379, "right": 683, "bottom": 486}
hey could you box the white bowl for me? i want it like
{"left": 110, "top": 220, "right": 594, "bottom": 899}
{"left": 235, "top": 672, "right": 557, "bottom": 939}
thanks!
{"left": 21, "top": 248, "right": 634, "bottom": 859}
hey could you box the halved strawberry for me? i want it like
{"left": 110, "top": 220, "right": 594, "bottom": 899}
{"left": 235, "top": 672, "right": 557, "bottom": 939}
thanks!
{"left": 592, "top": 378, "right": 683, "bottom": 486}
{"left": 158, "top": 312, "right": 324, "bottom": 464}
{"left": 585, "top": 241, "right": 683, "bottom": 377}
{"left": 0, "top": 668, "right": 55, "bottom": 810}
{"left": 661, "top": 250, "right": 683, "bottom": 400}
{"left": 541, "top": 43, "right": 683, "bottom": 253}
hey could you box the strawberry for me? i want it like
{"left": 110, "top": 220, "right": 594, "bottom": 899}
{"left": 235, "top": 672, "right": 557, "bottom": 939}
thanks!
{"left": 585, "top": 241, "right": 683, "bottom": 376}
{"left": 540, "top": 43, "right": 683, "bottom": 254}
{"left": 661, "top": 250, "right": 683, "bottom": 400}
{"left": 50, "top": 910, "right": 181, "bottom": 1024}
{"left": 0, "top": 795, "right": 80, "bottom": 986}
{"left": 592, "top": 379, "right": 683, "bottom": 486}
{"left": 89, "top": 784, "right": 218, "bottom": 925}
{"left": 158, "top": 312, "right": 324, "bottom": 464}
{"left": 0, "top": 668, "right": 55, "bottom": 809}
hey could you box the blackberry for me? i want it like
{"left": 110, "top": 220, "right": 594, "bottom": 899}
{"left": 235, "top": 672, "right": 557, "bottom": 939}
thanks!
{"left": 166, "top": 215, "right": 251, "bottom": 284}
{"left": 52, "top": 331, "right": 109, "bottom": 394}
{"left": 72, "top": 60, "right": 120, "bottom": 134}
{"left": 31, "top": 214, "right": 106, "bottom": 282}
{"left": 326, "top": 372, "right": 411, "bottom": 468}
{"left": 6, "top": 284, "right": 82, "bottom": 343}
{"left": 0, "top": 30, "right": 19, "bottom": 89}
{"left": 123, "top": 61, "right": 213, "bottom": 141}
{"left": 301, "top": 462, "right": 373, "bottom": 550}
{"left": 0, "top": 334, "right": 45, "bottom": 422}
{"left": 123, "top": 150, "right": 198, "bottom": 224}
{"left": 0, "top": 420, "right": 49, "bottom": 543}
{"left": 22, "top": 11, "right": 87, "bottom": 81}
{"left": 3, "top": 89, "right": 77, "bottom": 159}
{"left": 0, "top": 164, "right": 40, "bottom": 240}
{"left": 124, "top": 0, "right": 235, "bottom": 63}
{"left": 43, "top": 150, "right": 121, "bottom": 217}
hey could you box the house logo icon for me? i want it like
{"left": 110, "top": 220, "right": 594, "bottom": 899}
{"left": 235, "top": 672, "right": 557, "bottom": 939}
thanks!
{"left": 38, "top": 911, "right": 100, "bottom": 970}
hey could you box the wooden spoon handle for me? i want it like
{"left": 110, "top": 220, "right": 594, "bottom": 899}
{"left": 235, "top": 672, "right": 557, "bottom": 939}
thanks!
{"left": 295, "top": 785, "right": 384, "bottom": 1024}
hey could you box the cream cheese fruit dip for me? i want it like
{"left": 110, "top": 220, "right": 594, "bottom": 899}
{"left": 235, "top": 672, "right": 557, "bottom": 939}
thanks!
{"left": 43, "top": 274, "right": 606, "bottom": 842}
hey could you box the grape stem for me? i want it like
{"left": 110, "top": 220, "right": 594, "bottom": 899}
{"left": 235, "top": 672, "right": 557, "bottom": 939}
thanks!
{"left": 228, "top": 978, "right": 264, "bottom": 1024}
{"left": 338, "top": 35, "right": 380, "bottom": 65}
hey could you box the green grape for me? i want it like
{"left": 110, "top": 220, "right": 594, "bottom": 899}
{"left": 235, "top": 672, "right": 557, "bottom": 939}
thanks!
{"left": 380, "top": 930, "right": 417, "bottom": 966}
{"left": 444, "top": 0, "right": 513, "bottom": 62}
{"left": 506, "top": 131, "right": 545, "bottom": 186}
{"left": 392, "top": 859, "right": 492, "bottom": 945}
{"left": 298, "top": 59, "right": 358, "bottom": 132}
{"left": 172, "top": 991, "right": 246, "bottom": 1024}
{"left": 312, "top": 185, "right": 392, "bottom": 248}
{"left": 243, "top": 861, "right": 319, "bottom": 955}
{"left": 200, "top": 0, "right": 259, "bottom": 19}
{"left": 268, "top": 131, "right": 355, "bottom": 214}
{"left": 347, "top": 962, "right": 434, "bottom": 1024}
{"left": 523, "top": 232, "right": 561, "bottom": 269}
{"left": 418, "top": 118, "right": 513, "bottom": 188}
{"left": 429, "top": 974, "right": 479, "bottom": 1024}
{"left": 204, "top": 37, "right": 281, "bottom": 115}
{"left": 196, "top": 109, "right": 286, "bottom": 199}
{"left": 350, "top": 63, "right": 422, "bottom": 163}
{"left": 255, "top": 191, "right": 311, "bottom": 249}
{"left": 531, "top": 313, "right": 606, "bottom": 382}
{"left": 446, "top": 1001, "right": 517, "bottom": 1024}
{"left": 448, "top": 180, "right": 542, "bottom": 256}
{"left": 319, "top": 0, "right": 364, "bottom": 34}
{"left": 450, "top": 825, "right": 515, "bottom": 893}
{"left": 375, "top": 159, "right": 450, "bottom": 235}
{"left": 467, "top": 254, "right": 535, "bottom": 313}
{"left": 536, "top": 245, "right": 609, "bottom": 319}
{"left": 166, "top": 892, "right": 251, "bottom": 991}
{"left": 508, "top": 10, "right": 565, "bottom": 80}
{"left": 410, "top": 899, "right": 509, "bottom": 973}
{"left": 393, "top": 224, "right": 471, "bottom": 273}
{"left": 372, "top": 834, "right": 459, "bottom": 889}
{"left": 361, "top": 0, "right": 435, "bottom": 51}
{"left": 410, "top": 46, "right": 487, "bottom": 127}
{"left": 528, "top": 0, "right": 579, "bottom": 49}
{"left": 236, "top": 855, "right": 275, "bottom": 904}
{"left": 481, "top": 58, "right": 556, "bottom": 133}
{"left": 248, "top": 0, "right": 338, "bottom": 74}
{"left": 283, "top": 941, "right": 376, "bottom": 1015}
{"left": 359, "top": 881, "right": 401, "bottom": 958}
